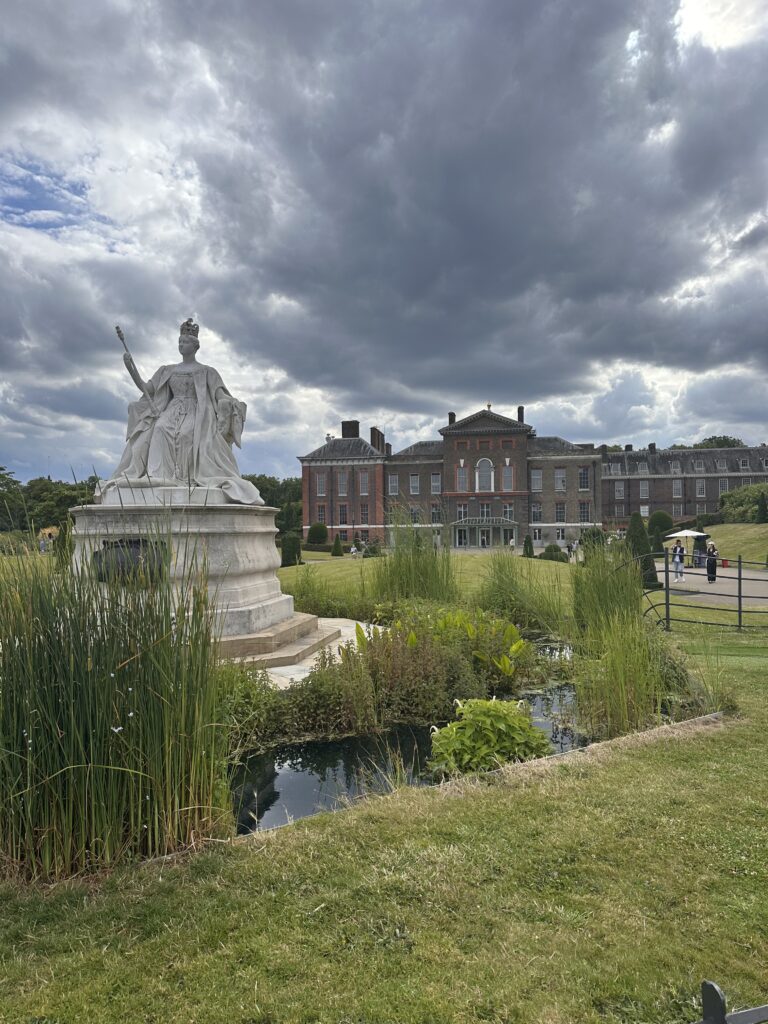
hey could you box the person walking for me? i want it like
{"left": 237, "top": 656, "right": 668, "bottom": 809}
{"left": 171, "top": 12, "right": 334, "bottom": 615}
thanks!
{"left": 706, "top": 542, "right": 719, "bottom": 583}
{"left": 672, "top": 541, "right": 685, "bottom": 582}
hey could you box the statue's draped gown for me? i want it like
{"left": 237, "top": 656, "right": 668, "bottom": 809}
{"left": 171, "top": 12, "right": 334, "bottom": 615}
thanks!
{"left": 104, "top": 362, "right": 262, "bottom": 505}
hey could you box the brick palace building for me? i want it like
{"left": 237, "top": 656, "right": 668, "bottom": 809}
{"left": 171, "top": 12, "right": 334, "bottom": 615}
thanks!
{"left": 298, "top": 407, "right": 768, "bottom": 549}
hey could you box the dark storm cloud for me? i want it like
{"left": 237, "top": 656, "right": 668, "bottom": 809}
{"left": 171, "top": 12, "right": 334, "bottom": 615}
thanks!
{"left": 0, "top": 0, "right": 767, "bottom": 477}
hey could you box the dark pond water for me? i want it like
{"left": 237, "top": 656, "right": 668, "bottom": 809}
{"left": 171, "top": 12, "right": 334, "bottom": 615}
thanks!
{"left": 232, "top": 685, "right": 588, "bottom": 833}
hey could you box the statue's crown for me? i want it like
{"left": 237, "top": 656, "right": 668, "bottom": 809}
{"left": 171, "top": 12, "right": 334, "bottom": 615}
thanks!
{"left": 180, "top": 317, "right": 199, "bottom": 338}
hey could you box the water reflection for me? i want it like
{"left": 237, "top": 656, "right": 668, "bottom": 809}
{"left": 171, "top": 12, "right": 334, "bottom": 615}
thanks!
{"left": 233, "top": 685, "right": 588, "bottom": 832}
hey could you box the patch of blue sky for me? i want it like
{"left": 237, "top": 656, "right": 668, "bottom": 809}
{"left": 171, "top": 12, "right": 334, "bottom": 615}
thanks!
{"left": 0, "top": 156, "right": 104, "bottom": 232}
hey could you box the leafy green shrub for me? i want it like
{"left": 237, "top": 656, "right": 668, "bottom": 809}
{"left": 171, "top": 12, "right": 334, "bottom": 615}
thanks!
{"left": 647, "top": 510, "right": 674, "bottom": 536}
{"left": 331, "top": 534, "right": 344, "bottom": 556}
{"left": 307, "top": 522, "right": 329, "bottom": 544}
{"left": 523, "top": 534, "right": 534, "bottom": 558}
{"left": 429, "top": 698, "right": 551, "bottom": 775}
{"left": 364, "top": 626, "right": 483, "bottom": 724}
{"left": 381, "top": 602, "right": 537, "bottom": 692}
{"left": 720, "top": 483, "right": 768, "bottom": 523}
{"left": 539, "top": 543, "right": 568, "bottom": 563}
{"left": 280, "top": 531, "right": 302, "bottom": 567}
{"left": 757, "top": 492, "right": 768, "bottom": 524}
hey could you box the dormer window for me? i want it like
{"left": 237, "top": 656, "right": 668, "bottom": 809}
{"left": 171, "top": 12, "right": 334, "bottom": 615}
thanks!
{"left": 637, "top": 462, "right": 649, "bottom": 474}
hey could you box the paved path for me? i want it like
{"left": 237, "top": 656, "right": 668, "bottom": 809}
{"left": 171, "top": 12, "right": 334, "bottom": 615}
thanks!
{"left": 654, "top": 560, "right": 768, "bottom": 610}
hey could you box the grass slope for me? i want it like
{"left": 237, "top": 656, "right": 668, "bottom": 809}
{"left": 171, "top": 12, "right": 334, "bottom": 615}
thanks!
{"left": 1, "top": 632, "right": 766, "bottom": 1023}
{"left": 707, "top": 524, "right": 768, "bottom": 565}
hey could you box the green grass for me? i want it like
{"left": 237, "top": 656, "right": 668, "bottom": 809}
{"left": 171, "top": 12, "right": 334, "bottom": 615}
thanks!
{"left": 707, "top": 523, "right": 768, "bottom": 565}
{"left": 1, "top": 631, "right": 766, "bottom": 1022}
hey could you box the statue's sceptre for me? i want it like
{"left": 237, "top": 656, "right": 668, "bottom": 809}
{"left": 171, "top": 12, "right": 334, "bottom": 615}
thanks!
{"left": 115, "top": 325, "right": 159, "bottom": 415}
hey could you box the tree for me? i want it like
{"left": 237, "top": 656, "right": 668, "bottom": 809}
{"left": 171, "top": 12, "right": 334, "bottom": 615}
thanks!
{"left": 693, "top": 436, "right": 746, "bottom": 449}
{"left": 280, "top": 532, "right": 302, "bottom": 567}
{"left": 307, "top": 522, "right": 328, "bottom": 544}
{"left": 0, "top": 466, "right": 24, "bottom": 532}
{"left": 331, "top": 534, "right": 344, "bottom": 557}
{"left": 757, "top": 492, "right": 768, "bottom": 525}
{"left": 625, "top": 512, "right": 659, "bottom": 588}
{"left": 523, "top": 534, "right": 534, "bottom": 558}
{"left": 647, "top": 510, "right": 674, "bottom": 536}
{"left": 720, "top": 483, "right": 768, "bottom": 523}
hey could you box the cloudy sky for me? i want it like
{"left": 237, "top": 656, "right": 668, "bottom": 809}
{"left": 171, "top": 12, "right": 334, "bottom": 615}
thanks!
{"left": 1, "top": 0, "right": 767, "bottom": 482}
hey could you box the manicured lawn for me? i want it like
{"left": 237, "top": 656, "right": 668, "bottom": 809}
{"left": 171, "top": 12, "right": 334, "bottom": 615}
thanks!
{"left": 707, "top": 523, "right": 768, "bottom": 565}
{"left": 278, "top": 550, "right": 573, "bottom": 606}
{"left": 1, "top": 629, "right": 766, "bottom": 1023}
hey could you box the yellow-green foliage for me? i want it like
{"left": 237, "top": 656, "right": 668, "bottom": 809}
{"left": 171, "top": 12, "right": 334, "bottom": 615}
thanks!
{"left": 429, "top": 697, "right": 552, "bottom": 774}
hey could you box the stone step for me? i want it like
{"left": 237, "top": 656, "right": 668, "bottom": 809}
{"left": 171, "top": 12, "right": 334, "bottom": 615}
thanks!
{"left": 217, "top": 611, "right": 319, "bottom": 658}
{"left": 226, "top": 625, "right": 342, "bottom": 668}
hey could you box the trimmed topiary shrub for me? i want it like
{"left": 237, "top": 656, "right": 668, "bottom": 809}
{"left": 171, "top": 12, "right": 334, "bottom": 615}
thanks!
{"left": 306, "top": 521, "right": 328, "bottom": 544}
{"left": 626, "top": 512, "right": 659, "bottom": 588}
{"left": 280, "top": 532, "right": 302, "bottom": 567}
{"left": 539, "top": 543, "right": 568, "bottom": 563}
{"left": 331, "top": 534, "right": 344, "bottom": 557}
{"left": 647, "top": 510, "right": 674, "bottom": 536}
{"left": 523, "top": 534, "right": 534, "bottom": 558}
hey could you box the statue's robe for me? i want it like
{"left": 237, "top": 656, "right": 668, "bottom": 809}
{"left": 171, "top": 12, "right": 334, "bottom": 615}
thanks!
{"left": 104, "top": 363, "right": 263, "bottom": 506}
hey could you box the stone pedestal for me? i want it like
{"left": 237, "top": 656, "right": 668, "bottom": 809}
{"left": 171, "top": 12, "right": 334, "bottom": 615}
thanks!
{"left": 70, "top": 498, "right": 294, "bottom": 637}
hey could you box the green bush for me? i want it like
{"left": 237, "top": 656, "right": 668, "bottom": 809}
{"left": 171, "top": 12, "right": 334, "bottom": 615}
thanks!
{"left": 307, "top": 522, "right": 328, "bottom": 544}
{"left": 720, "top": 483, "right": 768, "bottom": 523}
{"left": 580, "top": 526, "right": 605, "bottom": 547}
{"left": 539, "top": 543, "right": 569, "bottom": 563}
{"left": 280, "top": 532, "right": 302, "bottom": 567}
{"left": 647, "top": 510, "right": 674, "bottom": 536}
{"left": 362, "top": 538, "right": 382, "bottom": 557}
{"left": 523, "top": 534, "right": 534, "bottom": 558}
{"left": 625, "top": 512, "right": 659, "bottom": 589}
{"left": 381, "top": 602, "right": 538, "bottom": 692}
{"left": 429, "top": 698, "right": 551, "bottom": 775}
{"left": 331, "top": 534, "right": 344, "bottom": 556}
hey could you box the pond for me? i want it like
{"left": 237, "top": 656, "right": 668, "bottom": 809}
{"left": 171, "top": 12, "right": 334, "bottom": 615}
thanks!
{"left": 233, "top": 685, "right": 589, "bottom": 832}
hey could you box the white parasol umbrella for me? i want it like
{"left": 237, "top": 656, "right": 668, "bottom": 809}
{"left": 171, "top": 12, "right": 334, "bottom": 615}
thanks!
{"left": 664, "top": 529, "right": 710, "bottom": 539}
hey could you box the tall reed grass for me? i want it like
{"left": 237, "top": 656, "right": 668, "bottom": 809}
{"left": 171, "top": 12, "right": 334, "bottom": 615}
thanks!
{"left": 574, "top": 613, "right": 668, "bottom": 738}
{"left": 476, "top": 550, "right": 570, "bottom": 635}
{"left": 0, "top": 552, "right": 228, "bottom": 880}
{"left": 369, "top": 520, "right": 458, "bottom": 605}
{"left": 569, "top": 541, "right": 642, "bottom": 644}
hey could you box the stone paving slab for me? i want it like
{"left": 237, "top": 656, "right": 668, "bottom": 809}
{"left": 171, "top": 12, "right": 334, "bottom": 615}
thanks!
{"left": 265, "top": 616, "right": 368, "bottom": 689}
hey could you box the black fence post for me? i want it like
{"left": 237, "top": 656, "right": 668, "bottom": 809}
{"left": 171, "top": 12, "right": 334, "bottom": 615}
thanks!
{"left": 664, "top": 549, "right": 671, "bottom": 631}
{"left": 738, "top": 555, "right": 743, "bottom": 630}
{"left": 701, "top": 980, "right": 728, "bottom": 1024}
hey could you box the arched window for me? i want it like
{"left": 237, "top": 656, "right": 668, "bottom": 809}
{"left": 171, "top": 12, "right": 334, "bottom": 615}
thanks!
{"left": 476, "top": 458, "right": 494, "bottom": 492}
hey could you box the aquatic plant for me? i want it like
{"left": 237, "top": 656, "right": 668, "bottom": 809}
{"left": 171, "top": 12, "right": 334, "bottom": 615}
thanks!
{"left": 0, "top": 552, "right": 227, "bottom": 880}
{"left": 429, "top": 698, "right": 551, "bottom": 775}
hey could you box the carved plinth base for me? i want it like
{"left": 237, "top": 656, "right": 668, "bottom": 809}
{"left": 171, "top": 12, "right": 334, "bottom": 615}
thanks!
{"left": 69, "top": 501, "right": 294, "bottom": 637}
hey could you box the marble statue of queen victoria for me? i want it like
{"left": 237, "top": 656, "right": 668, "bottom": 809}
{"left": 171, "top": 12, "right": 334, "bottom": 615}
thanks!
{"left": 103, "top": 318, "right": 263, "bottom": 505}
